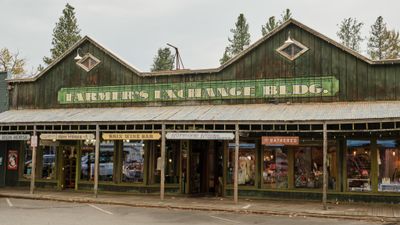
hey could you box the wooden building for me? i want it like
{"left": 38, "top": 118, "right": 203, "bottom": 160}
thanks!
{"left": 1, "top": 19, "right": 400, "bottom": 203}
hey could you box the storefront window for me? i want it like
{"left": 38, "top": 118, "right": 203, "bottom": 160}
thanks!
{"left": 122, "top": 142, "right": 145, "bottom": 183}
{"left": 41, "top": 146, "right": 56, "bottom": 179}
{"left": 263, "top": 147, "right": 288, "bottom": 188}
{"left": 378, "top": 140, "right": 400, "bottom": 192}
{"left": 80, "top": 146, "right": 95, "bottom": 181}
{"left": 227, "top": 142, "right": 256, "bottom": 186}
{"left": 23, "top": 145, "right": 32, "bottom": 179}
{"left": 294, "top": 147, "right": 323, "bottom": 188}
{"left": 347, "top": 140, "right": 371, "bottom": 191}
{"left": 151, "top": 141, "right": 180, "bottom": 184}
{"left": 99, "top": 142, "right": 114, "bottom": 182}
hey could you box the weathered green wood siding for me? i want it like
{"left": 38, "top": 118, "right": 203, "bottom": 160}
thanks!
{"left": 9, "top": 23, "right": 400, "bottom": 109}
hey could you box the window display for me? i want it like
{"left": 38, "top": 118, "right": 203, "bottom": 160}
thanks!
{"left": 228, "top": 143, "right": 256, "bottom": 186}
{"left": 23, "top": 145, "right": 32, "bottom": 179}
{"left": 122, "top": 142, "right": 145, "bottom": 183}
{"left": 263, "top": 147, "right": 288, "bottom": 188}
{"left": 41, "top": 146, "right": 56, "bottom": 179}
{"left": 294, "top": 147, "right": 323, "bottom": 188}
{"left": 151, "top": 141, "right": 180, "bottom": 184}
{"left": 347, "top": 140, "right": 371, "bottom": 192}
{"left": 99, "top": 142, "right": 114, "bottom": 181}
{"left": 80, "top": 146, "right": 95, "bottom": 181}
{"left": 377, "top": 140, "right": 400, "bottom": 192}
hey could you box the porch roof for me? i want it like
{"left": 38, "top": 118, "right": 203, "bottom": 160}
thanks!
{"left": 0, "top": 101, "right": 399, "bottom": 124}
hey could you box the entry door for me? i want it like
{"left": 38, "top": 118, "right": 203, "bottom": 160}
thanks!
{"left": 61, "top": 146, "right": 77, "bottom": 189}
{"left": 189, "top": 152, "right": 201, "bottom": 194}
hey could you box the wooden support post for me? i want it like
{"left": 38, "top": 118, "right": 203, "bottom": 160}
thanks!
{"left": 322, "top": 122, "right": 328, "bottom": 210}
{"left": 94, "top": 124, "right": 100, "bottom": 197}
{"left": 30, "top": 125, "right": 37, "bottom": 194}
{"left": 160, "top": 124, "right": 166, "bottom": 200}
{"left": 234, "top": 124, "right": 239, "bottom": 204}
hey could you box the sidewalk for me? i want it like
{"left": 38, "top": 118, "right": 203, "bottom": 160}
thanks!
{"left": 0, "top": 187, "right": 399, "bottom": 223}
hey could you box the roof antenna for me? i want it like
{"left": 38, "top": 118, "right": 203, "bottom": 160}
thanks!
{"left": 167, "top": 43, "right": 184, "bottom": 70}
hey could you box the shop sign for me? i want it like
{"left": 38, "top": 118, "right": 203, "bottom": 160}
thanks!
{"left": 30, "top": 135, "right": 38, "bottom": 148}
{"left": 0, "top": 134, "right": 30, "bottom": 141}
{"left": 40, "top": 133, "right": 95, "bottom": 140}
{"left": 228, "top": 143, "right": 256, "bottom": 149}
{"left": 7, "top": 150, "right": 18, "bottom": 170}
{"left": 262, "top": 136, "right": 299, "bottom": 146}
{"left": 166, "top": 132, "right": 234, "bottom": 140}
{"left": 102, "top": 133, "right": 161, "bottom": 140}
{"left": 58, "top": 76, "right": 339, "bottom": 104}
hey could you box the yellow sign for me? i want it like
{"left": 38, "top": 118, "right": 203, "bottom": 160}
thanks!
{"left": 102, "top": 133, "right": 161, "bottom": 140}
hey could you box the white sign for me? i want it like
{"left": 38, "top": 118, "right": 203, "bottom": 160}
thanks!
{"left": 0, "top": 134, "right": 30, "bottom": 141}
{"left": 30, "top": 135, "right": 38, "bottom": 148}
{"left": 166, "top": 132, "right": 234, "bottom": 140}
{"left": 40, "top": 133, "right": 95, "bottom": 140}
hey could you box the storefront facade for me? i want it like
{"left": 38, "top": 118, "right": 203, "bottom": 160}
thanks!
{"left": 1, "top": 19, "right": 400, "bottom": 202}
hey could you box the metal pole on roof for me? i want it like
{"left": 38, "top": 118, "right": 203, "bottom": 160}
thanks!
{"left": 30, "top": 125, "right": 37, "bottom": 194}
{"left": 94, "top": 124, "right": 100, "bottom": 197}
{"left": 322, "top": 122, "right": 328, "bottom": 210}
{"left": 234, "top": 124, "right": 239, "bottom": 203}
{"left": 160, "top": 124, "right": 166, "bottom": 200}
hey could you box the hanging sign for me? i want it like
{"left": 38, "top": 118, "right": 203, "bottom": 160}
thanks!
{"left": 262, "top": 136, "right": 299, "bottom": 146}
{"left": 30, "top": 135, "right": 38, "bottom": 148}
{"left": 102, "top": 133, "right": 161, "bottom": 140}
{"left": 166, "top": 132, "right": 234, "bottom": 140}
{"left": 40, "top": 133, "right": 95, "bottom": 140}
{"left": 0, "top": 134, "right": 30, "bottom": 141}
{"left": 58, "top": 76, "right": 339, "bottom": 104}
{"left": 7, "top": 150, "right": 18, "bottom": 170}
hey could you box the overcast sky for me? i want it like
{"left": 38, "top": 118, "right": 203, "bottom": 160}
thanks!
{"left": 1, "top": 0, "right": 399, "bottom": 73}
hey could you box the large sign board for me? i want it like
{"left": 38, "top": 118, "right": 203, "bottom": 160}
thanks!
{"left": 40, "top": 133, "right": 95, "bottom": 140}
{"left": 102, "top": 133, "right": 161, "bottom": 140}
{"left": 58, "top": 76, "right": 339, "bottom": 104}
{"left": 0, "top": 134, "right": 30, "bottom": 141}
{"left": 262, "top": 136, "right": 299, "bottom": 146}
{"left": 166, "top": 132, "right": 234, "bottom": 140}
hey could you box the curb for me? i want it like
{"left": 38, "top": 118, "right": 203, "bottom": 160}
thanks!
{"left": 1, "top": 193, "right": 399, "bottom": 223}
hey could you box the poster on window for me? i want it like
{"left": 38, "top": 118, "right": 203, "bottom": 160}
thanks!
{"left": 7, "top": 150, "right": 18, "bottom": 170}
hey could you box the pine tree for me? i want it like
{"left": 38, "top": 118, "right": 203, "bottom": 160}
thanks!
{"left": 43, "top": 3, "right": 81, "bottom": 65}
{"left": 367, "top": 16, "right": 387, "bottom": 60}
{"left": 261, "top": 16, "right": 279, "bottom": 36}
{"left": 382, "top": 29, "right": 400, "bottom": 59}
{"left": 336, "top": 17, "right": 364, "bottom": 52}
{"left": 220, "top": 13, "right": 251, "bottom": 65}
{"left": 150, "top": 48, "right": 174, "bottom": 71}
{"left": 280, "top": 9, "right": 292, "bottom": 23}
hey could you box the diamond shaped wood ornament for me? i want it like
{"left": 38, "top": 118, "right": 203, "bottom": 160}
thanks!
{"left": 76, "top": 53, "right": 101, "bottom": 72}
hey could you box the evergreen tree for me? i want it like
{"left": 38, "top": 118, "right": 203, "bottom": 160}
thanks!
{"left": 280, "top": 9, "right": 292, "bottom": 23}
{"left": 150, "top": 47, "right": 174, "bottom": 71}
{"left": 367, "top": 16, "right": 387, "bottom": 60}
{"left": 261, "top": 16, "right": 279, "bottom": 36}
{"left": 220, "top": 13, "right": 251, "bottom": 65}
{"left": 382, "top": 29, "right": 400, "bottom": 59}
{"left": 336, "top": 17, "right": 364, "bottom": 52}
{"left": 43, "top": 3, "right": 81, "bottom": 65}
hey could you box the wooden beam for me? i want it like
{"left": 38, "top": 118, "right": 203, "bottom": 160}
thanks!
{"left": 322, "top": 122, "right": 328, "bottom": 210}
{"left": 30, "top": 125, "right": 37, "bottom": 194}
{"left": 234, "top": 124, "right": 239, "bottom": 203}
{"left": 160, "top": 124, "right": 166, "bottom": 200}
{"left": 94, "top": 124, "right": 100, "bottom": 197}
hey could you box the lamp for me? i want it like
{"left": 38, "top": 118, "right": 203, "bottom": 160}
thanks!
{"left": 74, "top": 48, "right": 83, "bottom": 61}
{"left": 284, "top": 31, "right": 294, "bottom": 45}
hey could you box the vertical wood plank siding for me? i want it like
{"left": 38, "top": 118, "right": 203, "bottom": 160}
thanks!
{"left": 9, "top": 23, "right": 400, "bottom": 109}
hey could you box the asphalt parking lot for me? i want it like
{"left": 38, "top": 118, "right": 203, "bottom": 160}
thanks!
{"left": 0, "top": 198, "right": 385, "bottom": 225}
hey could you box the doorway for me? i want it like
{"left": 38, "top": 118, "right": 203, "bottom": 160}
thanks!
{"left": 186, "top": 140, "right": 224, "bottom": 196}
{"left": 61, "top": 146, "right": 77, "bottom": 189}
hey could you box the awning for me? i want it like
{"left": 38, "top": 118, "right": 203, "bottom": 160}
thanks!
{"left": 0, "top": 101, "right": 399, "bottom": 124}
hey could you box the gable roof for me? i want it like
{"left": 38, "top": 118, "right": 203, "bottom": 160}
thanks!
{"left": 9, "top": 19, "right": 400, "bottom": 83}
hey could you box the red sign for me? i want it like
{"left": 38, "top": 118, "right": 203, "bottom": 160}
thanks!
{"left": 262, "top": 136, "right": 299, "bottom": 146}
{"left": 7, "top": 150, "right": 18, "bottom": 170}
